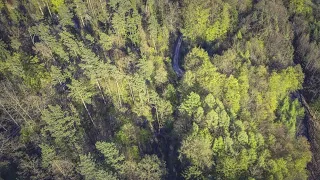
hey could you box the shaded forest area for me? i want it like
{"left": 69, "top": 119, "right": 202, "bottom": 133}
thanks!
{"left": 1, "top": 0, "right": 320, "bottom": 179}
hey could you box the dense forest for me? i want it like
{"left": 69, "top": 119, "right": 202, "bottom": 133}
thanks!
{"left": 1, "top": 0, "right": 320, "bottom": 179}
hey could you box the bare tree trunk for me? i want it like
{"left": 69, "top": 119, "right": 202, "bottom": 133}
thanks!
{"left": 103, "top": 51, "right": 108, "bottom": 62}
{"left": 128, "top": 82, "right": 135, "bottom": 103}
{"left": 99, "top": 0, "right": 104, "bottom": 13}
{"left": 96, "top": 80, "right": 107, "bottom": 105}
{"left": 146, "top": 84, "right": 150, "bottom": 103}
{"left": 81, "top": 98, "right": 95, "bottom": 126}
{"left": 115, "top": 80, "right": 122, "bottom": 107}
{"left": 37, "top": 1, "right": 44, "bottom": 16}
{"left": 145, "top": 0, "right": 149, "bottom": 16}
{"left": 80, "top": 16, "right": 85, "bottom": 27}
{"left": 53, "top": 161, "right": 66, "bottom": 178}
{"left": 106, "top": 79, "right": 112, "bottom": 94}
{"left": 154, "top": 105, "right": 161, "bottom": 131}
{"left": 27, "top": 29, "right": 35, "bottom": 45}
{"left": 2, "top": 83, "right": 33, "bottom": 121}
{"left": 45, "top": 1, "right": 52, "bottom": 17}
{"left": 0, "top": 101, "right": 19, "bottom": 126}
{"left": 87, "top": 0, "right": 94, "bottom": 16}
{"left": 6, "top": 103, "right": 28, "bottom": 124}
{"left": 0, "top": 124, "right": 7, "bottom": 131}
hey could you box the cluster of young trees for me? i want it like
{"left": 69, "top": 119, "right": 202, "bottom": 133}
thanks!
{"left": 0, "top": 0, "right": 319, "bottom": 179}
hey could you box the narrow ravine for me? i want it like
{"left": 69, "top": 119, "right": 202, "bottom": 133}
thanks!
{"left": 173, "top": 35, "right": 184, "bottom": 77}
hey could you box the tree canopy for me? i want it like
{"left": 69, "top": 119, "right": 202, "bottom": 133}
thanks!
{"left": 0, "top": 0, "right": 319, "bottom": 179}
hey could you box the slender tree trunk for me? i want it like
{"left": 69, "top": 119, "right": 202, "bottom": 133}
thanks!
{"left": 75, "top": 4, "right": 85, "bottom": 27}
{"left": 88, "top": 0, "right": 94, "bottom": 16}
{"left": 96, "top": 80, "right": 107, "bottom": 105}
{"left": 9, "top": 95, "right": 32, "bottom": 120}
{"left": 6, "top": 103, "right": 28, "bottom": 124}
{"left": 106, "top": 79, "right": 112, "bottom": 94}
{"left": 37, "top": 2, "right": 44, "bottom": 16}
{"left": 146, "top": 84, "right": 150, "bottom": 103}
{"left": 139, "top": 92, "right": 143, "bottom": 104}
{"left": 103, "top": 51, "right": 108, "bottom": 62}
{"left": 2, "top": 84, "right": 33, "bottom": 121}
{"left": 115, "top": 80, "right": 122, "bottom": 107}
{"left": 99, "top": 0, "right": 105, "bottom": 14}
{"left": 145, "top": 0, "right": 149, "bottom": 16}
{"left": 53, "top": 161, "right": 66, "bottom": 177}
{"left": 81, "top": 98, "right": 95, "bottom": 126}
{"left": 81, "top": 16, "right": 85, "bottom": 27}
{"left": 28, "top": 30, "right": 35, "bottom": 45}
{"left": 0, "top": 101, "right": 19, "bottom": 126}
{"left": 0, "top": 124, "right": 7, "bottom": 131}
{"left": 154, "top": 105, "right": 161, "bottom": 130}
{"left": 128, "top": 82, "right": 135, "bottom": 103}
{"left": 45, "top": 1, "right": 52, "bottom": 17}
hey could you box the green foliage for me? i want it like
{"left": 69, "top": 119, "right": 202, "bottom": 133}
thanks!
{"left": 24, "top": 56, "right": 51, "bottom": 90}
{"left": 181, "top": 0, "right": 210, "bottom": 41}
{"left": 40, "top": 143, "right": 56, "bottom": 168}
{"left": 205, "top": 3, "right": 231, "bottom": 41}
{"left": 289, "top": 0, "right": 312, "bottom": 15}
{"left": 179, "top": 123, "right": 213, "bottom": 169}
{"left": 213, "top": 136, "right": 224, "bottom": 154}
{"left": 179, "top": 92, "right": 201, "bottom": 116}
{"left": 184, "top": 47, "right": 209, "bottom": 71}
{"left": 182, "top": 166, "right": 204, "bottom": 180}
{"left": 277, "top": 97, "right": 304, "bottom": 135}
{"left": 0, "top": 53, "right": 25, "bottom": 79}
{"left": 50, "top": 66, "right": 70, "bottom": 86}
{"left": 223, "top": 75, "right": 241, "bottom": 115}
{"left": 60, "top": 31, "right": 82, "bottom": 57}
{"left": 41, "top": 105, "right": 81, "bottom": 146}
{"left": 121, "top": 154, "right": 166, "bottom": 180}
{"left": 99, "top": 33, "right": 113, "bottom": 51}
{"left": 213, "top": 49, "right": 239, "bottom": 74}
{"left": 112, "top": 12, "right": 127, "bottom": 46}
{"left": 95, "top": 141, "right": 125, "bottom": 171}
{"left": 79, "top": 154, "right": 117, "bottom": 180}
{"left": 184, "top": 47, "right": 225, "bottom": 95}
{"left": 116, "top": 123, "right": 137, "bottom": 145}
{"left": 0, "top": 40, "right": 9, "bottom": 60}
{"left": 182, "top": 1, "right": 231, "bottom": 42}
{"left": 136, "top": 155, "right": 166, "bottom": 180}
{"left": 56, "top": 5, "right": 74, "bottom": 27}
{"left": 0, "top": 0, "right": 316, "bottom": 179}
{"left": 0, "top": 1, "right": 4, "bottom": 9}
{"left": 237, "top": 65, "right": 250, "bottom": 107}
{"left": 268, "top": 66, "right": 304, "bottom": 112}
{"left": 50, "top": 0, "right": 64, "bottom": 11}
{"left": 67, "top": 79, "right": 95, "bottom": 104}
